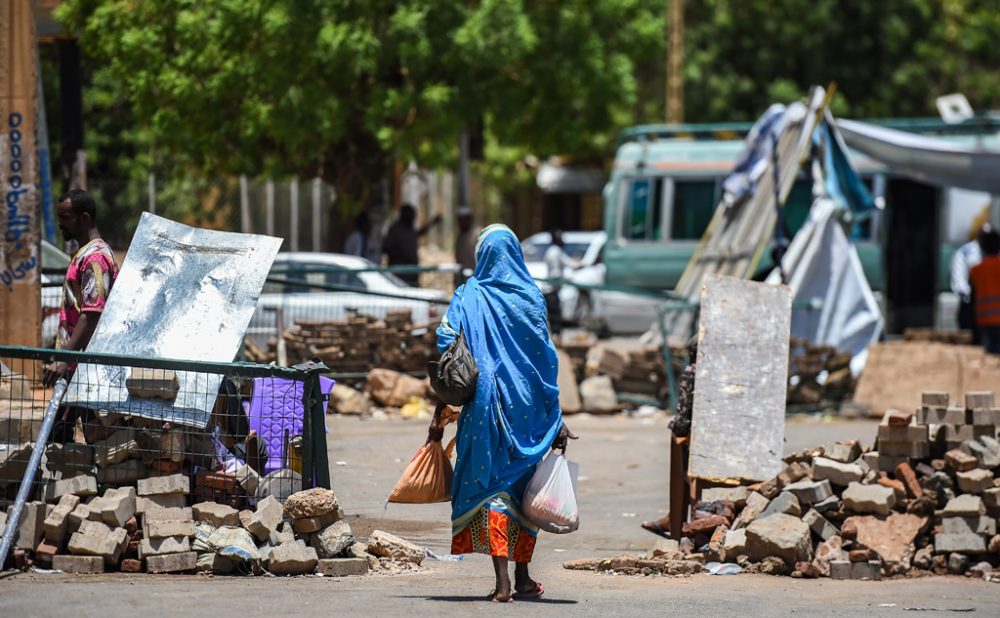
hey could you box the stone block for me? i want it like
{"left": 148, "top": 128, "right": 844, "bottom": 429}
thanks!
{"left": 121, "top": 558, "right": 143, "bottom": 573}
{"left": 647, "top": 537, "right": 682, "bottom": 560}
{"left": 948, "top": 552, "right": 969, "bottom": 575}
{"left": 879, "top": 440, "right": 930, "bottom": 458}
{"left": 34, "top": 538, "right": 59, "bottom": 566}
{"left": 853, "top": 561, "right": 882, "bottom": 580}
{"left": 759, "top": 491, "right": 801, "bottom": 519}
{"left": 720, "top": 529, "right": 747, "bottom": 562}
{"left": 934, "top": 533, "right": 986, "bottom": 554}
{"left": 823, "top": 441, "right": 862, "bottom": 464}
{"left": 965, "top": 391, "right": 995, "bottom": 411}
{"left": 732, "top": 491, "right": 770, "bottom": 529}
{"left": 144, "top": 519, "right": 196, "bottom": 539}
{"left": 15, "top": 501, "right": 47, "bottom": 550}
{"left": 283, "top": 488, "right": 338, "bottom": 519}
{"left": 745, "top": 513, "right": 812, "bottom": 566}
{"left": 247, "top": 495, "right": 283, "bottom": 542}
{"left": 139, "top": 535, "right": 191, "bottom": 559}
{"left": 310, "top": 520, "right": 355, "bottom": 559}
{"left": 269, "top": 523, "right": 295, "bottom": 547}
{"left": 137, "top": 473, "right": 190, "bottom": 496}
{"left": 51, "top": 475, "right": 98, "bottom": 501}
{"left": 942, "top": 516, "right": 996, "bottom": 537}
{"left": 802, "top": 509, "right": 838, "bottom": 541}
{"left": 984, "top": 488, "right": 1000, "bottom": 510}
{"left": 292, "top": 510, "right": 338, "bottom": 535}
{"left": 946, "top": 449, "right": 979, "bottom": 472}
{"left": 878, "top": 422, "right": 927, "bottom": 442}
{"left": 943, "top": 495, "right": 985, "bottom": 517}
{"left": 268, "top": 543, "right": 319, "bottom": 575}
{"left": 316, "top": 557, "right": 369, "bottom": 577}
{"left": 97, "top": 487, "right": 137, "bottom": 527}
{"left": 126, "top": 368, "right": 180, "bottom": 400}
{"left": 67, "top": 503, "right": 94, "bottom": 533}
{"left": 69, "top": 525, "right": 128, "bottom": 565}
{"left": 956, "top": 469, "right": 994, "bottom": 494}
{"left": 916, "top": 406, "right": 965, "bottom": 425}
{"left": 845, "top": 513, "right": 928, "bottom": 574}
{"left": 45, "top": 443, "right": 95, "bottom": 468}
{"left": 192, "top": 501, "right": 240, "bottom": 527}
{"left": 367, "top": 529, "right": 424, "bottom": 565}
{"left": 967, "top": 441, "right": 1000, "bottom": 469}
{"left": 812, "top": 458, "right": 864, "bottom": 487}
{"left": 94, "top": 429, "right": 140, "bottom": 466}
{"left": 969, "top": 408, "right": 1000, "bottom": 426}
{"left": 43, "top": 494, "right": 81, "bottom": 544}
{"left": 701, "top": 486, "right": 750, "bottom": 508}
{"left": 842, "top": 482, "right": 896, "bottom": 516}
{"left": 53, "top": 555, "right": 104, "bottom": 574}
{"left": 876, "top": 477, "right": 907, "bottom": 503}
{"left": 136, "top": 493, "right": 186, "bottom": 514}
{"left": 922, "top": 391, "right": 949, "bottom": 408}
{"left": 97, "top": 459, "right": 148, "bottom": 484}
{"left": 146, "top": 551, "right": 198, "bottom": 573}
{"left": 235, "top": 464, "right": 260, "bottom": 494}
{"left": 812, "top": 495, "right": 840, "bottom": 514}
{"left": 196, "top": 552, "right": 238, "bottom": 574}
{"left": 829, "top": 559, "right": 852, "bottom": 580}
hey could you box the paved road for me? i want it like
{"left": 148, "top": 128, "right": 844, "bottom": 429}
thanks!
{"left": 2, "top": 414, "right": 998, "bottom": 617}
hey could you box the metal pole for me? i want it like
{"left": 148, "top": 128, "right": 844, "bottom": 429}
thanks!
{"left": 290, "top": 176, "right": 299, "bottom": 252}
{"left": 266, "top": 179, "right": 275, "bottom": 237}
{"left": 0, "top": 379, "right": 67, "bottom": 570}
{"left": 240, "top": 175, "right": 251, "bottom": 233}
{"left": 148, "top": 172, "right": 156, "bottom": 214}
{"left": 312, "top": 178, "right": 321, "bottom": 252}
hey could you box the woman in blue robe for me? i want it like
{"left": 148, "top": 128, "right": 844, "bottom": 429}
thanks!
{"left": 431, "top": 224, "right": 572, "bottom": 602}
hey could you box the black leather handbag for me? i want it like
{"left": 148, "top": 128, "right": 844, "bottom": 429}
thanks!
{"left": 428, "top": 330, "right": 479, "bottom": 406}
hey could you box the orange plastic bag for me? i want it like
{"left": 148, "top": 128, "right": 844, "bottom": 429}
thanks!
{"left": 387, "top": 437, "right": 456, "bottom": 504}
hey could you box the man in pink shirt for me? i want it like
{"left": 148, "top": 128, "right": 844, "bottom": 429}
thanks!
{"left": 43, "top": 189, "right": 119, "bottom": 441}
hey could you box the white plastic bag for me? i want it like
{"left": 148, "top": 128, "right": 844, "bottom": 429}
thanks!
{"left": 523, "top": 450, "right": 580, "bottom": 534}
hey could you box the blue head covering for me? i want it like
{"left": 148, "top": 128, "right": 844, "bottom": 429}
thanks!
{"left": 437, "top": 225, "right": 563, "bottom": 522}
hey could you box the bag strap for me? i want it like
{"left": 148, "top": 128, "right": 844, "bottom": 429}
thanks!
{"left": 444, "top": 436, "right": 457, "bottom": 459}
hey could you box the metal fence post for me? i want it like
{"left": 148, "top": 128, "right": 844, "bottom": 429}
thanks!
{"left": 294, "top": 359, "right": 331, "bottom": 490}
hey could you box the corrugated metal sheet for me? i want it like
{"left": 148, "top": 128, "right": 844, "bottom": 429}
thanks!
{"left": 64, "top": 213, "right": 281, "bottom": 427}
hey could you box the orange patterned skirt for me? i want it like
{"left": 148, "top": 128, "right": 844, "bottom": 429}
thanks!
{"left": 452, "top": 498, "right": 538, "bottom": 562}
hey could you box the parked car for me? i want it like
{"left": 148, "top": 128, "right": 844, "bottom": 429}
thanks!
{"left": 521, "top": 231, "right": 661, "bottom": 335}
{"left": 246, "top": 252, "right": 447, "bottom": 341}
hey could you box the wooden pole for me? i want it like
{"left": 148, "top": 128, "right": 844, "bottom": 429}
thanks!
{"left": 265, "top": 179, "right": 275, "bottom": 237}
{"left": 289, "top": 176, "right": 299, "bottom": 251}
{"left": 239, "top": 175, "right": 250, "bottom": 233}
{"left": 666, "top": 0, "right": 684, "bottom": 124}
{"left": 0, "top": 0, "right": 42, "bottom": 350}
{"left": 311, "top": 177, "right": 321, "bottom": 251}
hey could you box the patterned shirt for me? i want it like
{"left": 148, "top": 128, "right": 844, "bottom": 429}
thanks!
{"left": 58, "top": 239, "right": 119, "bottom": 349}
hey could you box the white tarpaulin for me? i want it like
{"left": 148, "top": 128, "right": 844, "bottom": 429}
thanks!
{"left": 65, "top": 213, "right": 281, "bottom": 427}
{"left": 837, "top": 119, "right": 1000, "bottom": 194}
{"left": 767, "top": 199, "right": 883, "bottom": 375}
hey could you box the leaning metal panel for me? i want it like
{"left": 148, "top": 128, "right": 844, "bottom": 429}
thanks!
{"left": 65, "top": 213, "right": 281, "bottom": 427}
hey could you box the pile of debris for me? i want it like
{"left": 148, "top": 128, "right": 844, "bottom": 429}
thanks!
{"left": 786, "top": 338, "right": 855, "bottom": 406}
{"left": 1, "top": 482, "right": 424, "bottom": 576}
{"left": 245, "top": 310, "right": 439, "bottom": 376}
{"left": 566, "top": 390, "right": 1000, "bottom": 581}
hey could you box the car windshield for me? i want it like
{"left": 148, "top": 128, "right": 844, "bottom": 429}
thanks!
{"left": 522, "top": 241, "right": 591, "bottom": 262}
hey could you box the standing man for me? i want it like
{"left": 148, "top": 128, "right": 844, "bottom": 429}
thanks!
{"left": 970, "top": 229, "right": 1000, "bottom": 355}
{"left": 343, "top": 211, "right": 379, "bottom": 263}
{"left": 382, "top": 203, "right": 442, "bottom": 285}
{"left": 454, "top": 207, "right": 478, "bottom": 287}
{"left": 543, "top": 229, "right": 579, "bottom": 336}
{"left": 952, "top": 224, "right": 990, "bottom": 343}
{"left": 42, "top": 189, "right": 119, "bottom": 441}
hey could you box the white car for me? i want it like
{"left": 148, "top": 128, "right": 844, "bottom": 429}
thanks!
{"left": 247, "top": 252, "right": 447, "bottom": 340}
{"left": 522, "top": 231, "right": 663, "bottom": 335}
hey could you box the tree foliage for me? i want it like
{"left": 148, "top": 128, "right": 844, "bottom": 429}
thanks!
{"left": 56, "top": 0, "right": 663, "bottom": 211}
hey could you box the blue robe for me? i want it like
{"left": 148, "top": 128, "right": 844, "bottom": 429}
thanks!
{"left": 437, "top": 226, "right": 563, "bottom": 527}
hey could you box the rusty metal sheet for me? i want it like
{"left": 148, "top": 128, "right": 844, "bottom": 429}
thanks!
{"left": 64, "top": 213, "right": 281, "bottom": 427}
{"left": 689, "top": 275, "right": 791, "bottom": 483}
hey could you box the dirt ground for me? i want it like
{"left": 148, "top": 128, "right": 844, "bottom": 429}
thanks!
{"left": 2, "top": 413, "right": 998, "bottom": 617}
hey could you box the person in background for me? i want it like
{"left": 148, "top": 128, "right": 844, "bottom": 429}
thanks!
{"left": 343, "top": 210, "right": 379, "bottom": 263}
{"left": 542, "top": 229, "right": 579, "bottom": 336}
{"left": 382, "top": 203, "right": 442, "bottom": 285}
{"left": 454, "top": 206, "right": 478, "bottom": 287}
{"left": 431, "top": 224, "right": 575, "bottom": 602}
{"left": 951, "top": 224, "right": 990, "bottom": 343}
{"left": 43, "top": 189, "right": 120, "bottom": 441}
{"left": 970, "top": 229, "right": 1000, "bottom": 354}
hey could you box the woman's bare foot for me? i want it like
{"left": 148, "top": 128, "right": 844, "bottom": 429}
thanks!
{"left": 513, "top": 562, "right": 544, "bottom": 598}
{"left": 491, "top": 556, "right": 512, "bottom": 602}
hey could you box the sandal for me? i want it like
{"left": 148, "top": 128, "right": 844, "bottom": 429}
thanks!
{"left": 488, "top": 590, "right": 514, "bottom": 603}
{"left": 641, "top": 519, "right": 671, "bottom": 539}
{"left": 513, "top": 581, "right": 544, "bottom": 600}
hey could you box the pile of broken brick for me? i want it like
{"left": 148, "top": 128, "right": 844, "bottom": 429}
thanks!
{"left": 565, "top": 390, "right": 1000, "bottom": 582}
{"left": 1, "top": 477, "right": 424, "bottom": 576}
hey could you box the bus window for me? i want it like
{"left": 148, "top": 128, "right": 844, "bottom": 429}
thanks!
{"left": 670, "top": 180, "right": 717, "bottom": 240}
{"left": 622, "top": 178, "right": 664, "bottom": 241}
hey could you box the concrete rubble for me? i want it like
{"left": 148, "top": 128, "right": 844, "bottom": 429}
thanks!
{"left": 564, "top": 389, "right": 1000, "bottom": 581}
{"left": 2, "top": 479, "right": 423, "bottom": 578}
